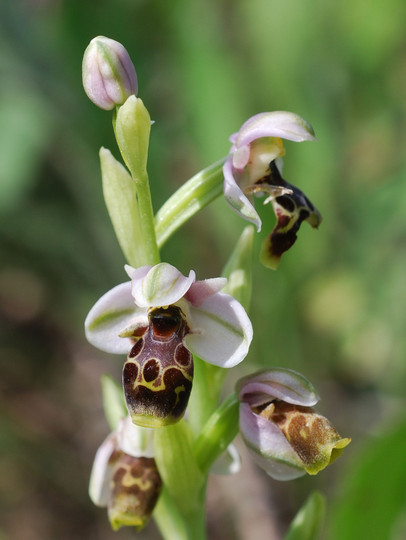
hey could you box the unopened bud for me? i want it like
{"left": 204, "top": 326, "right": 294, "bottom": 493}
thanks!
{"left": 82, "top": 36, "right": 138, "bottom": 110}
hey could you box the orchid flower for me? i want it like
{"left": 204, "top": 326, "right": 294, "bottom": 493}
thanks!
{"left": 89, "top": 416, "right": 161, "bottom": 531}
{"left": 237, "top": 368, "right": 351, "bottom": 480}
{"left": 85, "top": 262, "right": 253, "bottom": 427}
{"left": 223, "top": 112, "right": 322, "bottom": 269}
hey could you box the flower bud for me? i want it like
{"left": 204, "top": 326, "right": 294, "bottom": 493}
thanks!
{"left": 238, "top": 368, "right": 350, "bottom": 480}
{"left": 82, "top": 36, "right": 138, "bottom": 110}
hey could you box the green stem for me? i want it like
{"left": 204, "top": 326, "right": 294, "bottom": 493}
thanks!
{"left": 113, "top": 102, "right": 160, "bottom": 266}
{"left": 187, "top": 358, "right": 227, "bottom": 436}
{"left": 154, "top": 158, "right": 225, "bottom": 248}
{"left": 134, "top": 170, "right": 161, "bottom": 265}
{"left": 155, "top": 489, "right": 207, "bottom": 540}
{"left": 194, "top": 393, "right": 240, "bottom": 473}
{"left": 154, "top": 488, "right": 189, "bottom": 540}
{"left": 184, "top": 504, "right": 207, "bottom": 540}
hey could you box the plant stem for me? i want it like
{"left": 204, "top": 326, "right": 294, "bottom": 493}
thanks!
{"left": 154, "top": 488, "right": 189, "bottom": 540}
{"left": 194, "top": 393, "right": 240, "bottom": 472}
{"left": 134, "top": 170, "right": 160, "bottom": 265}
{"left": 154, "top": 488, "right": 207, "bottom": 540}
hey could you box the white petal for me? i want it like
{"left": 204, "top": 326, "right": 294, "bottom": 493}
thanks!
{"left": 238, "top": 368, "right": 320, "bottom": 408}
{"left": 235, "top": 111, "right": 317, "bottom": 147}
{"left": 88, "top": 432, "right": 117, "bottom": 506}
{"left": 85, "top": 281, "right": 144, "bottom": 354}
{"left": 184, "top": 292, "right": 253, "bottom": 368}
{"left": 223, "top": 158, "right": 262, "bottom": 231}
{"left": 211, "top": 443, "right": 241, "bottom": 475}
{"left": 131, "top": 262, "right": 196, "bottom": 308}
{"left": 124, "top": 264, "right": 151, "bottom": 281}
{"left": 232, "top": 144, "right": 251, "bottom": 170}
{"left": 117, "top": 416, "right": 155, "bottom": 458}
{"left": 239, "top": 403, "right": 305, "bottom": 481}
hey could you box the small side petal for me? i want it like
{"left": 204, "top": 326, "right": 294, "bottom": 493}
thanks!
{"left": 185, "top": 292, "right": 253, "bottom": 368}
{"left": 234, "top": 111, "right": 317, "bottom": 147}
{"left": 89, "top": 433, "right": 118, "bottom": 506}
{"left": 117, "top": 417, "right": 155, "bottom": 458}
{"left": 85, "top": 282, "right": 142, "bottom": 354}
{"left": 211, "top": 443, "right": 241, "bottom": 476}
{"left": 131, "top": 263, "right": 196, "bottom": 308}
{"left": 185, "top": 277, "right": 227, "bottom": 307}
{"left": 223, "top": 158, "right": 262, "bottom": 231}
{"left": 238, "top": 368, "right": 320, "bottom": 408}
{"left": 239, "top": 403, "right": 305, "bottom": 481}
{"left": 124, "top": 264, "right": 151, "bottom": 281}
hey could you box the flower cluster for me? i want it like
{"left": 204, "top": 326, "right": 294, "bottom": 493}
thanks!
{"left": 82, "top": 36, "right": 350, "bottom": 535}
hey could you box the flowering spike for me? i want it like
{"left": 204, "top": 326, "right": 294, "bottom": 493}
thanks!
{"left": 82, "top": 36, "right": 138, "bottom": 110}
{"left": 238, "top": 368, "right": 350, "bottom": 480}
{"left": 123, "top": 306, "right": 194, "bottom": 427}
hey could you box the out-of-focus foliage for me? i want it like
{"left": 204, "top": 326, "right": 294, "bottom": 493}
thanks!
{"left": 1, "top": 0, "right": 405, "bottom": 538}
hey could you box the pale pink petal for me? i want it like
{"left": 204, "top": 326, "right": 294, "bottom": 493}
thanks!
{"left": 131, "top": 263, "right": 195, "bottom": 308}
{"left": 88, "top": 432, "right": 117, "bottom": 506}
{"left": 238, "top": 368, "right": 320, "bottom": 408}
{"left": 184, "top": 292, "right": 253, "bottom": 368}
{"left": 239, "top": 403, "right": 305, "bottom": 481}
{"left": 185, "top": 277, "right": 227, "bottom": 307}
{"left": 124, "top": 264, "right": 151, "bottom": 281}
{"left": 223, "top": 157, "right": 262, "bottom": 231}
{"left": 85, "top": 282, "right": 144, "bottom": 354}
{"left": 234, "top": 111, "right": 317, "bottom": 148}
{"left": 117, "top": 417, "right": 155, "bottom": 458}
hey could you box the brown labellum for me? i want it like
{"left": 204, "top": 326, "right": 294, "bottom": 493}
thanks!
{"left": 123, "top": 306, "right": 193, "bottom": 427}
{"left": 108, "top": 452, "right": 162, "bottom": 531}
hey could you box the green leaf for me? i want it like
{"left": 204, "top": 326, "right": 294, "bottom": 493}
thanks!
{"left": 193, "top": 392, "right": 239, "bottom": 473}
{"left": 284, "top": 491, "right": 325, "bottom": 540}
{"left": 326, "top": 416, "right": 406, "bottom": 540}
{"left": 99, "top": 147, "right": 144, "bottom": 266}
{"left": 154, "top": 159, "right": 225, "bottom": 248}
{"left": 101, "top": 375, "right": 127, "bottom": 431}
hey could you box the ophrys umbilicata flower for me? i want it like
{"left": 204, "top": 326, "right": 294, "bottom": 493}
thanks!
{"left": 237, "top": 368, "right": 351, "bottom": 480}
{"left": 223, "top": 112, "right": 322, "bottom": 269}
{"left": 89, "top": 416, "right": 161, "bottom": 531}
{"left": 85, "top": 262, "right": 253, "bottom": 427}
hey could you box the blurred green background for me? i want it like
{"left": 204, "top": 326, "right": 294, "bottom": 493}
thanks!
{"left": 1, "top": 0, "right": 406, "bottom": 539}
